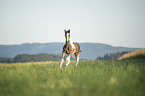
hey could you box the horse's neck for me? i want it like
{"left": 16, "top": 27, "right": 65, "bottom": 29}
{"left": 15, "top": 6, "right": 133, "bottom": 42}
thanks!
{"left": 67, "top": 37, "right": 75, "bottom": 49}
{"left": 69, "top": 38, "right": 73, "bottom": 43}
{"left": 66, "top": 36, "right": 72, "bottom": 43}
{"left": 65, "top": 35, "right": 75, "bottom": 48}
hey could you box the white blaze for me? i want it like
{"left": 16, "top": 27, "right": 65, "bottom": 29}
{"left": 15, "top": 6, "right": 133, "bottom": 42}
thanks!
{"left": 69, "top": 38, "right": 75, "bottom": 49}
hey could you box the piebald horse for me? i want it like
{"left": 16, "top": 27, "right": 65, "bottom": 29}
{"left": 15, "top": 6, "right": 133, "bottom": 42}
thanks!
{"left": 60, "top": 29, "right": 82, "bottom": 68}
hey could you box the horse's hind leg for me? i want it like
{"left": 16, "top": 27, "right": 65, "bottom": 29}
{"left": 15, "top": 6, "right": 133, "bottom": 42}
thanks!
{"left": 75, "top": 53, "right": 80, "bottom": 67}
{"left": 60, "top": 52, "right": 66, "bottom": 68}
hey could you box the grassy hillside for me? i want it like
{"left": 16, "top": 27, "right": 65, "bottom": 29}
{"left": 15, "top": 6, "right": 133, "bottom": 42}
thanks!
{"left": 0, "top": 61, "right": 145, "bottom": 96}
{"left": 118, "top": 49, "right": 145, "bottom": 60}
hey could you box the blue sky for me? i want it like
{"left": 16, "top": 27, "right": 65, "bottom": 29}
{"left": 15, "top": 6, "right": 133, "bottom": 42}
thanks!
{"left": 0, "top": 0, "right": 145, "bottom": 48}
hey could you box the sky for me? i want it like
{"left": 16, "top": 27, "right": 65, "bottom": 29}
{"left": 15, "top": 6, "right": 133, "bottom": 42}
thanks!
{"left": 0, "top": 0, "right": 145, "bottom": 48}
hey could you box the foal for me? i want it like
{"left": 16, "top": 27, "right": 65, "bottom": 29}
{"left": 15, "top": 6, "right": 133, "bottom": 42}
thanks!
{"left": 60, "top": 29, "right": 82, "bottom": 68}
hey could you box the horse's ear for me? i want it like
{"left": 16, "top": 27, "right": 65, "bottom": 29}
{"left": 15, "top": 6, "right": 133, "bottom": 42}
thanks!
{"left": 68, "top": 29, "right": 70, "bottom": 33}
{"left": 64, "top": 29, "right": 66, "bottom": 33}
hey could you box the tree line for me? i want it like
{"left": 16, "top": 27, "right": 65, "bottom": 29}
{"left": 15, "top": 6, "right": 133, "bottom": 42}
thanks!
{"left": 0, "top": 51, "right": 131, "bottom": 63}
{"left": 0, "top": 54, "right": 61, "bottom": 63}
{"left": 96, "top": 51, "right": 130, "bottom": 60}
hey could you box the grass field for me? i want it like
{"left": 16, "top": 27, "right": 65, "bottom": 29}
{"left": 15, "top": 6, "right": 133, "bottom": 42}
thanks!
{"left": 0, "top": 60, "right": 145, "bottom": 96}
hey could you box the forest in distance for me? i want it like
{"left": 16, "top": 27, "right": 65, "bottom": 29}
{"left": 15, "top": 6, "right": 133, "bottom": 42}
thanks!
{"left": 96, "top": 51, "right": 130, "bottom": 60}
{"left": 0, "top": 54, "right": 61, "bottom": 63}
{"left": 0, "top": 51, "right": 130, "bottom": 63}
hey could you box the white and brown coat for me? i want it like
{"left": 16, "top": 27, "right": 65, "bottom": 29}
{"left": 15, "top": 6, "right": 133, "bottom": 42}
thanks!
{"left": 60, "top": 29, "right": 82, "bottom": 68}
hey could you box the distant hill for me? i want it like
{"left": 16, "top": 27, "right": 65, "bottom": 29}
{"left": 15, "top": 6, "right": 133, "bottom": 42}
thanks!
{"left": 118, "top": 49, "right": 145, "bottom": 60}
{"left": 0, "top": 43, "right": 138, "bottom": 60}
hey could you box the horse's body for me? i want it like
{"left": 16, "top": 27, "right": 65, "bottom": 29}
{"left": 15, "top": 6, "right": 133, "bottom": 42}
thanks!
{"left": 63, "top": 42, "right": 81, "bottom": 54}
{"left": 60, "top": 29, "right": 81, "bottom": 68}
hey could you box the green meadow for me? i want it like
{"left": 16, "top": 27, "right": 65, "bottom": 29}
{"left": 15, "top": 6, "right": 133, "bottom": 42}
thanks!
{"left": 0, "top": 60, "right": 145, "bottom": 96}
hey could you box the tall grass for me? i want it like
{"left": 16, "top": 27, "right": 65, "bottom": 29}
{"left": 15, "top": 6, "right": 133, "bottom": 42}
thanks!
{"left": 0, "top": 60, "right": 145, "bottom": 96}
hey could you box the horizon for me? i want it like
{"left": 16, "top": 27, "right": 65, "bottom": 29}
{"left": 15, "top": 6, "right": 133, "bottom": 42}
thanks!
{"left": 0, "top": 41, "right": 142, "bottom": 48}
{"left": 0, "top": 0, "right": 145, "bottom": 48}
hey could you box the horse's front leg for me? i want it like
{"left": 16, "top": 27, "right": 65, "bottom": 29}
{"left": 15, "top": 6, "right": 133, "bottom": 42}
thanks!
{"left": 65, "top": 53, "right": 73, "bottom": 66}
{"left": 60, "top": 52, "right": 66, "bottom": 68}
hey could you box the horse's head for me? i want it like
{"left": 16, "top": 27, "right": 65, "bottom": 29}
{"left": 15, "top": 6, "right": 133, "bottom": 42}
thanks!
{"left": 64, "top": 29, "right": 70, "bottom": 42}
